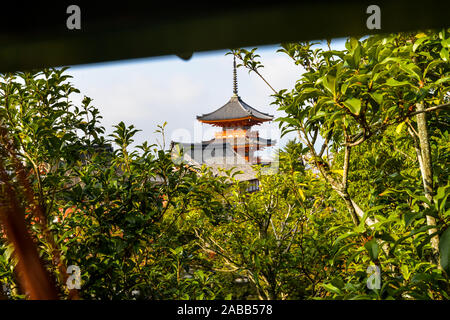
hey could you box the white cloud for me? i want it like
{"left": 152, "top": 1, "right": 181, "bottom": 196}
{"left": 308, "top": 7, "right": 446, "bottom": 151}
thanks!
{"left": 67, "top": 40, "right": 346, "bottom": 151}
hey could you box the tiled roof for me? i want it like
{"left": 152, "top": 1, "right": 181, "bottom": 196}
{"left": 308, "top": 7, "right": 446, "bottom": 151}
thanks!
{"left": 171, "top": 142, "right": 259, "bottom": 181}
{"left": 197, "top": 95, "right": 273, "bottom": 122}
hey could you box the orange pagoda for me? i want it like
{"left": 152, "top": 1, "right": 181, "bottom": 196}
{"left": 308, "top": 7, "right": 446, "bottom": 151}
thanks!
{"left": 173, "top": 56, "right": 274, "bottom": 167}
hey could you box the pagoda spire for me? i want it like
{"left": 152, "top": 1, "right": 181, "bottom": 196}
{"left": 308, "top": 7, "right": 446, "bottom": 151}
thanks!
{"left": 233, "top": 55, "right": 238, "bottom": 96}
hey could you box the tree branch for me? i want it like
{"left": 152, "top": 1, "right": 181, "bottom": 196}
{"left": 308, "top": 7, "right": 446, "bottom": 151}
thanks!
{"left": 408, "top": 102, "right": 450, "bottom": 117}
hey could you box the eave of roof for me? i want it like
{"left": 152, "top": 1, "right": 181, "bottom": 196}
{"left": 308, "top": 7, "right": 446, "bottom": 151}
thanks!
{"left": 197, "top": 95, "right": 273, "bottom": 122}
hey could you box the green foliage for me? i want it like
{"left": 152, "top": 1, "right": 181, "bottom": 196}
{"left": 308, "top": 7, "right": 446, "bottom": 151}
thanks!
{"left": 230, "top": 29, "right": 449, "bottom": 300}
{"left": 0, "top": 69, "right": 219, "bottom": 299}
{"left": 440, "top": 226, "right": 450, "bottom": 274}
{"left": 272, "top": 30, "right": 450, "bottom": 152}
{"left": 0, "top": 28, "right": 449, "bottom": 300}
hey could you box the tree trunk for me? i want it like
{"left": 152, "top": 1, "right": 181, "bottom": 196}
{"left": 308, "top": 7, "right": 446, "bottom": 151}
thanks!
{"left": 343, "top": 196, "right": 360, "bottom": 226}
{"left": 415, "top": 103, "right": 440, "bottom": 265}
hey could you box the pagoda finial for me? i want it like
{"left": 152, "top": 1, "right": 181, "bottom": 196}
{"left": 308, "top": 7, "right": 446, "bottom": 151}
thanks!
{"left": 233, "top": 55, "right": 238, "bottom": 96}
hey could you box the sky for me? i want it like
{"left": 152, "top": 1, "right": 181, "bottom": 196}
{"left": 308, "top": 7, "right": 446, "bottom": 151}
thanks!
{"left": 68, "top": 39, "right": 347, "bottom": 160}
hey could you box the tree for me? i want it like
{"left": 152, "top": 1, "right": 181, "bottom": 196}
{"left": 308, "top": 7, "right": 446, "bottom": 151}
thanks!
{"left": 231, "top": 28, "right": 449, "bottom": 268}
{"left": 0, "top": 69, "right": 217, "bottom": 299}
{"left": 176, "top": 143, "right": 343, "bottom": 299}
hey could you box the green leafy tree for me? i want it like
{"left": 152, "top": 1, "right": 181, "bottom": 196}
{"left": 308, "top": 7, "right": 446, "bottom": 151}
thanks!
{"left": 0, "top": 69, "right": 219, "bottom": 299}
{"left": 231, "top": 28, "right": 449, "bottom": 298}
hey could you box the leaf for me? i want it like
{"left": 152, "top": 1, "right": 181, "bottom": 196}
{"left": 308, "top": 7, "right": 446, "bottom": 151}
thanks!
{"left": 403, "top": 212, "right": 422, "bottom": 228}
{"left": 333, "top": 242, "right": 359, "bottom": 262}
{"left": 379, "top": 189, "right": 394, "bottom": 196}
{"left": 435, "top": 76, "right": 450, "bottom": 85}
{"left": 354, "top": 224, "right": 366, "bottom": 234}
{"left": 377, "top": 232, "right": 396, "bottom": 243}
{"left": 297, "top": 187, "right": 306, "bottom": 201}
{"left": 333, "top": 232, "right": 359, "bottom": 247}
{"left": 442, "top": 38, "right": 450, "bottom": 49}
{"left": 395, "top": 121, "right": 406, "bottom": 134}
{"left": 276, "top": 117, "right": 300, "bottom": 127}
{"left": 346, "top": 247, "right": 366, "bottom": 268}
{"left": 400, "top": 63, "right": 422, "bottom": 81}
{"left": 439, "top": 226, "right": 450, "bottom": 274}
{"left": 331, "top": 169, "right": 344, "bottom": 176}
{"left": 366, "top": 205, "right": 386, "bottom": 213}
{"left": 440, "top": 48, "right": 449, "bottom": 62}
{"left": 364, "top": 239, "right": 379, "bottom": 261}
{"left": 300, "top": 87, "right": 322, "bottom": 95}
{"left": 423, "top": 60, "right": 444, "bottom": 78}
{"left": 322, "top": 283, "right": 341, "bottom": 295}
{"left": 435, "top": 186, "right": 447, "bottom": 201}
{"left": 416, "top": 231, "right": 440, "bottom": 258}
{"left": 400, "top": 265, "right": 411, "bottom": 280}
{"left": 348, "top": 37, "right": 359, "bottom": 50}
{"left": 340, "top": 81, "right": 350, "bottom": 95}
{"left": 393, "top": 225, "right": 437, "bottom": 251}
{"left": 385, "top": 78, "right": 412, "bottom": 87}
{"left": 412, "top": 36, "right": 428, "bottom": 52}
{"left": 322, "top": 74, "right": 336, "bottom": 96}
{"left": 370, "top": 92, "right": 383, "bottom": 105}
{"left": 343, "top": 98, "right": 362, "bottom": 115}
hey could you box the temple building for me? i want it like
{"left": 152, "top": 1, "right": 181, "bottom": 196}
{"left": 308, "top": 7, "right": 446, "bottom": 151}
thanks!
{"left": 171, "top": 56, "right": 276, "bottom": 190}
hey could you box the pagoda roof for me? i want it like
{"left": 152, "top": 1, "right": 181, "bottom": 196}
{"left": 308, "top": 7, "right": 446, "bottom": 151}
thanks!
{"left": 197, "top": 95, "right": 273, "bottom": 124}
{"left": 201, "top": 136, "right": 275, "bottom": 147}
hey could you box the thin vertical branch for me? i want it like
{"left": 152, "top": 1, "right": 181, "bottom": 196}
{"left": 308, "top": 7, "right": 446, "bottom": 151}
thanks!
{"left": 414, "top": 103, "right": 440, "bottom": 265}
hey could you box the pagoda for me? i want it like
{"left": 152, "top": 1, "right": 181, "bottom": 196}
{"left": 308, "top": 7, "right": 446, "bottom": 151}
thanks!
{"left": 172, "top": 56, "right": 275, "bottom": 176}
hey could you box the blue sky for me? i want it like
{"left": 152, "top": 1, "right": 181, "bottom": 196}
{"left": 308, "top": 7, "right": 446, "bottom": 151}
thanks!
{"left": 68, "top": 39, "right": 346, "bottom": 159}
